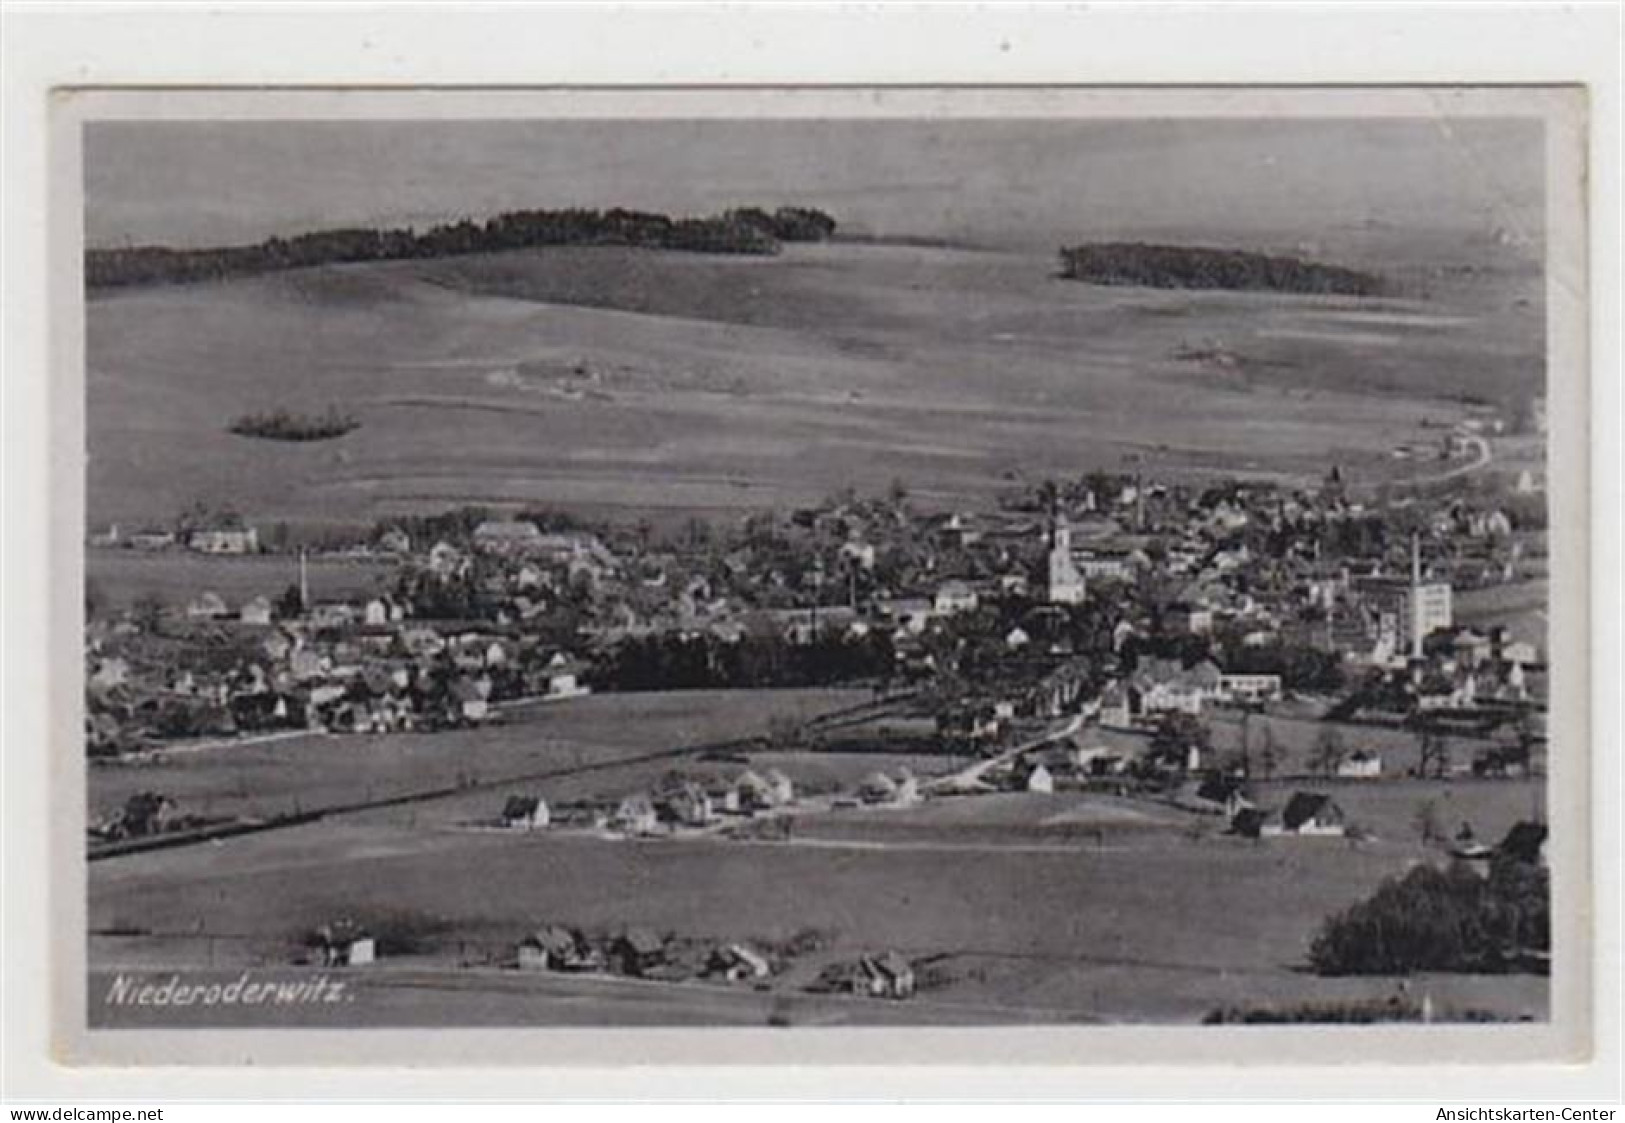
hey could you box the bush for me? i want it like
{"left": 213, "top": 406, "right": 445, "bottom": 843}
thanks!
{"left": 1309, "top": 858, "right": 1549, "bottom": 976}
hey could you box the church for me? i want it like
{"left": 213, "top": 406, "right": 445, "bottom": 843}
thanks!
{"left": 1046, "top": 513, "right": 1088, "bottom": 606}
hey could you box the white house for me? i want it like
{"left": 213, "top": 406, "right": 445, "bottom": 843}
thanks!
{"left": 933, "top": 580, "right": 979, "bottom": 616}
{"left": 1264, "top": 792, "right": 1347, "bottom": 837}
{"left": 186, "top": 591, "right": 229, "bottom": 620}
{"left": 544, "top": 653, "right": 591, "bottom": 700}
{"left": 239, "top": 596, "right": 273, "bottom": 626}
{"left": 189, "top": 527, "right": 259, "bottom": 555}
{"left": 1336, "top": 751, "right": 1383, "bottom": 780}
{"left": 1024, "top": 762, "right": 1055, "bottom": 794}
{"left": 501, "top": 795, "right": 550, "bottom": 830}
{"left": 1217, "top": 672, "right": 1284, "bottom": 704}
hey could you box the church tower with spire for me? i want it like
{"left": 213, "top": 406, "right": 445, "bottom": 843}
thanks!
{"left": 1046, "top": 510, "right": 1087, "bottom": 606}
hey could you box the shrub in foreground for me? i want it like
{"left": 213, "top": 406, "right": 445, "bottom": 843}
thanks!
{"left": 1308, "top": 858, "right": 1549, "bottom": 976}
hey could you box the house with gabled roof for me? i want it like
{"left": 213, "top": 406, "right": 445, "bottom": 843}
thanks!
{"left": 517, "top": 925, "right": 588, "bottom": 971}
{"left": 1267, "top": 791, "right": 1347, "bottom": 837}
{"left": 502, "top": 794, "right": 550, "bottom": 830}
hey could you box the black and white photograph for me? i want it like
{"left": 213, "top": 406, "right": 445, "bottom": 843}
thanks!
{"left": 63, "top": 87, "right": 1591, "bottom": 1046}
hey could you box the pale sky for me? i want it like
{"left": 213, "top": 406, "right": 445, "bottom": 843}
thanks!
{"left": 84, "top": 117, "right": 1544, "bottom": 254}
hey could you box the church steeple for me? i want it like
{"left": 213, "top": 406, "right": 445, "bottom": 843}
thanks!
{"left": 1046, "top": 507, "right": 1086, "bottom": 606}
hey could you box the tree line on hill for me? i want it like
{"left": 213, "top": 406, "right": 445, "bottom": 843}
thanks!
{"left": 86, "top": 205, "right": 838, "bottom": 291}
{"left": 1058, "top": 242, "right": 1384, "bottom": 296}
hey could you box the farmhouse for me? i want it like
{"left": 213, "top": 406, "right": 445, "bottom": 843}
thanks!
{"left": 189, "top": 526, "right": 259, "bottom": 555}
{"left": 451, "top": 676, "right": 492, "bottom": 723}
{"left": 610, "top": 928, "right": 667, "bottom": 977}
{"left": 858, "top": 771, "right": 898, "bottom": 805}
{"left": 762, "top": 768, "right": 795, "bottom": 806}
{"left": 1019, "top": 760, "right": 1055, "bottom": 794}
{"left": 105, "top": 791, "right": 180, "bottom": 839}
{"left": 239, "top": 596, "right": 273, "bottom": 626}
{"left": 611, "top": 794, "right": 659, "bottom": 835}
{"left": 1270, "top": 792, "right": 1347, "bottom": 837}
{"left": 501, "top": 795, "right": 550, "bottom": 830}
{"left": 654, "top": 781, "right": 715, "bottom": 827}
{"left": 1336, "top": 750, "right": 1383, "bottom": 779}
{"left": 861, "top": 952, "right": 917, "bottom": 999}
{"left": 517, "top": 925, "right": 583, "bottom": 971}
{"left": 731, "top": 769, "right": 776, "bottom": 814}
{"left": 708, "top": 943, "right": 772, "bottom": 983}
{"left": 859, "top": 769, "right": 920, "bottom": 807}
{"left": 542, "top": 653, "right": 591, "bottom": 699}
{"left": 309, "top": 922, "right": 375, "bottom": 967}
{"left": 186, "top": 591, "right": 229, "bottom": 620}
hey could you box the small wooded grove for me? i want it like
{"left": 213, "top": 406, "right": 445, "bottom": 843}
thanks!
{"left": 1309, "top": 858, "right": 1549, "bottom": 976}
{"left": 86, "top": 205, "right": 839, "bottom": 290}
{"left": 229, "top": 406, "right": 359, "bottom": 442}
{"left": 1057, "top": 242, "right": 1384, "bottom": 296}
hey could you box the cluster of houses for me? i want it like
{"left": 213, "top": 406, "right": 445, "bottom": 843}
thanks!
{"left": 86, "top": 455, "right": 1544, "bottom": 764}
{"left": 513, "top": 924, "right": 776, "bottom": 986}
{"left": 811, "top": 952, "right": 917, "bottom": 1000}
{"left": 84, "top": 524, "right": 618, "bottom": 751}
{"left": 93, "top": 523, "right": 262, "bottom": 555}
{"left": 490, "top": 766, "right": 803, "bottom": 840}
{"left": 87, "top": 790, "right": 200, "bottom": 842}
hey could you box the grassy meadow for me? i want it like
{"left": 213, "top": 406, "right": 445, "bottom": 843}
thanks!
{"left": 87, "top": 239, "right": 1543, "bottom": 531}
{"left": 89, "top": 687, "right": 871, "bottom": 825}
{"left": 89, "top": 776, "right": 1547, "bottom": 1026}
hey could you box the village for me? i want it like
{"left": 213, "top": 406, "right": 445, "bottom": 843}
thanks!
{"left": 84, "top": 438, "right": 1552, "bottom": 1018}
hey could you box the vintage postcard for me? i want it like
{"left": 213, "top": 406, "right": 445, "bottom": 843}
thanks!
{"left": 49, "top": 85, "right": 1590, "bottom": 1067}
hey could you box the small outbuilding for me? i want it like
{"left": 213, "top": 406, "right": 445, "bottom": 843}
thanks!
{"left": 309, "top": 921, "right": 376, "bottom": 967}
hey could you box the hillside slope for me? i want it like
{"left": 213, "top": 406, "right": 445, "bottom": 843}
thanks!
{"left": 86, "top": 240, "right": 1543, "bottom": 529}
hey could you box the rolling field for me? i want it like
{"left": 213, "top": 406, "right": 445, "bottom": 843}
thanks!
{"left": 89, "top": 780, "right": 1548, "bottom": 1026}
{"left": 86, "top": 240, "right": 1543, "bottom": 529}
{"left": 89, "top": 687, "right": 871, "bottom": 824}
{"left": 88, "top": 688, "right": 1546, "bottom": 1027}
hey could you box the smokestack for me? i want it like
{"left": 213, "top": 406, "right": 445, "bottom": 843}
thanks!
{"left": 299, "top": 548, "right": 309, "bottom": 612}
{"left": 1410, "top": 533, "right": 1424, "bottom": 661}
